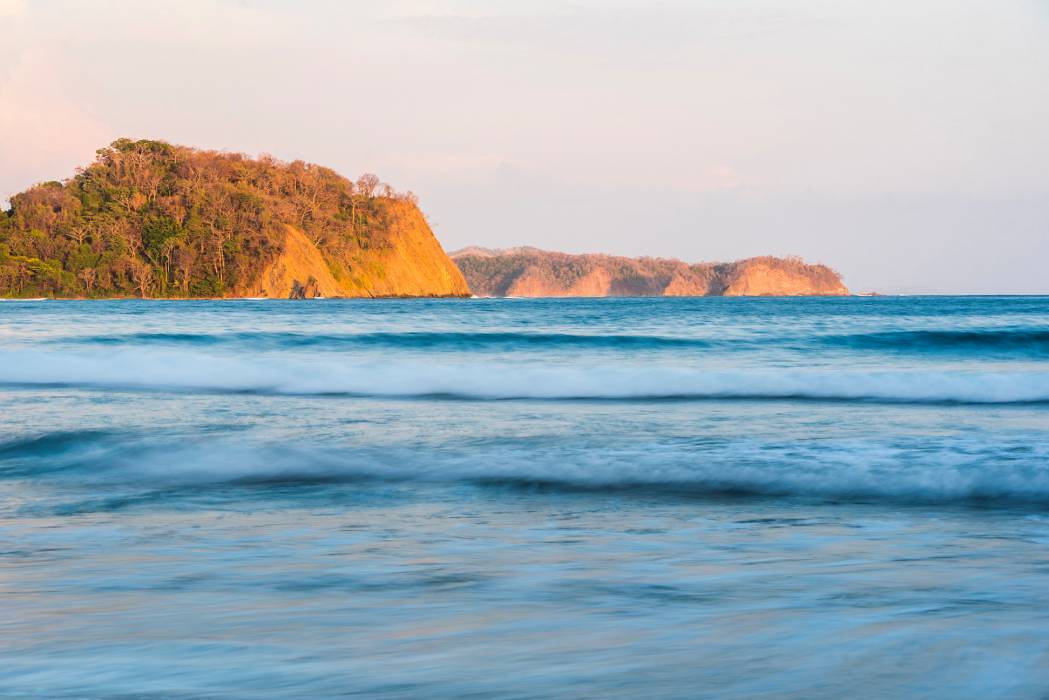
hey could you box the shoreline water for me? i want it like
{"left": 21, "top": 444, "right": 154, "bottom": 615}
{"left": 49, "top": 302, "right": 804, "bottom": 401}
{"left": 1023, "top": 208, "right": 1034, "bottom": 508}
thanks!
{"left": 6, "top": 292, "right": 1049, "bottom": 300}
{"left": 2, "top": 296, "right": 1048, "bottom": 698}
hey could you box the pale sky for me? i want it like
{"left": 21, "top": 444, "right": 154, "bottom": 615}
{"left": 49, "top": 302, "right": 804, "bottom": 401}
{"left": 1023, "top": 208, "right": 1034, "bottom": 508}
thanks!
{"left": 2, "top": 0, "right": 1048, "bottom": 293}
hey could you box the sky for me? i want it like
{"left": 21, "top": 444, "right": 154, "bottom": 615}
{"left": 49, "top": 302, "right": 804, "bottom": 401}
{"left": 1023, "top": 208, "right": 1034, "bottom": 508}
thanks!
{"left": 1, "top": 0, "right": 1047, "bottom": 293}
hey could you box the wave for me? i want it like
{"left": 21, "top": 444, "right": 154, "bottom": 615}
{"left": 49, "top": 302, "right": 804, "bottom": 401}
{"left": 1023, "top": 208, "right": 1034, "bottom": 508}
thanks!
{"left": 58, "top": 330, "right": 713, "bottom": 351}
{"left": 4, "top": 430, "right": 1049, "bottom": 507}
{"left": 829, "top": 328, "right": 1049, "bottom": 353}
{"left": 2, "top": 348, "right": 1049, "bottom": 404}
{"left": 45, "top": 325, "right": 1049, "bottom": 356}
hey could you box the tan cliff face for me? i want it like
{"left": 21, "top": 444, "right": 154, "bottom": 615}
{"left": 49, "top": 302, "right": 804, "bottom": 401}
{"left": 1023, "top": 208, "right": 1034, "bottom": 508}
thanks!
{"left": 336, "top": 200, "right": 471, "bottom": 298}
{"left": 242, "top": 202, "right": 469, "bottom": 299}
{"left": 451, "top": 249, "right": 849, "bottom": 297}
{"left": 720, "top": 258, "right": 848, "bottom": 297}
{"left": 247, "top": 225, "right": 343, "bottom": 298}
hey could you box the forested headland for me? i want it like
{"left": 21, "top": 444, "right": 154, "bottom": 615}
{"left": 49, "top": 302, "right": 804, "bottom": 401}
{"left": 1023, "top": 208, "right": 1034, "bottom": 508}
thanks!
{"left": 0, "top": 139, "right": 468, "bottom": 298}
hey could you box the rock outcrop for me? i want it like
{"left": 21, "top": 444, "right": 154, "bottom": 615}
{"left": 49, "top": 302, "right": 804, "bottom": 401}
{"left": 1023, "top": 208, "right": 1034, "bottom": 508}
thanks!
{"left": 251, "top": 225, "right": 343, "bottom": 298}
{"left": 324, "top": 200, "right": 471, "bottom": 298}
{"left": 451, "top": 248, "right": 848, "bottom": 297}
{"left": 245, "top": 206, "right": 471, "bottom": 299}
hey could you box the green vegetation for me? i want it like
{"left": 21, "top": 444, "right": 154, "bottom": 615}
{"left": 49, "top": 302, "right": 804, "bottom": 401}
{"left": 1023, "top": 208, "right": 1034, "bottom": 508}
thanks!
{"left": 0, "top": 138, "right": 418, "bottom": 297}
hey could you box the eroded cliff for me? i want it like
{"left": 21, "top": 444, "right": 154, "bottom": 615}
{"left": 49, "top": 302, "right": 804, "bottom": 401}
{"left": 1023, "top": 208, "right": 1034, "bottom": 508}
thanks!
{"left": 451, "top": 248, "right": 848, "bottom": 297}
{"left": 320, "top": 200, "right": 470, "bottom": 298}
{"left": 246, "top": 205, "right": 470, "bottom": 299}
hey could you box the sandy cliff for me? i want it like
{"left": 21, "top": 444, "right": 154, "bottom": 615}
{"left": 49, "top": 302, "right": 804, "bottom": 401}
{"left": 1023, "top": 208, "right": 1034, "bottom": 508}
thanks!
{"left": 249, "top": 225, "right": 343, "bottom": 298}
{"left": 720, "top": 258, "right": 848, "bottom": 296}
{"left": 329, "top": 200, "right": 471, "bottom": 298}
{"left": 451, "top": 249, "right": 848, "bottom": 297}
{"left": 246, "top": 204, "right": 470, "bottom": 299}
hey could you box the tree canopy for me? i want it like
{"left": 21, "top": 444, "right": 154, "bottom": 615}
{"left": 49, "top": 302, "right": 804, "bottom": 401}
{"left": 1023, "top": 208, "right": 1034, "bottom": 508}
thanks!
{"left": 0, "top": 138, "right": 418, "bottom": 297}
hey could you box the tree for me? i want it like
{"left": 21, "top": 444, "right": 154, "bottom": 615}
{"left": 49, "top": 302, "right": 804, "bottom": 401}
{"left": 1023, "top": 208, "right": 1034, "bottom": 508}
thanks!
{"left": 356, "top": 173, "right": 380, "bottom": 198}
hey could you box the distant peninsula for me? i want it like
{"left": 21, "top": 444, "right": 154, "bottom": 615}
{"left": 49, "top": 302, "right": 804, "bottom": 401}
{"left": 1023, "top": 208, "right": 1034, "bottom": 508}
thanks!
{"left": 0, "top": 139, "right": 469, "bottom": 298}
{"left": 451, "top": 247, "right": 849, "bottom": 297}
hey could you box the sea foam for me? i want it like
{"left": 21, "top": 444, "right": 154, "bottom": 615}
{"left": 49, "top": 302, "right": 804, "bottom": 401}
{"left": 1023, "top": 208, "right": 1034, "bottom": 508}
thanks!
{"left": 2, "top": 348, "right": 1049, "bottom": 404}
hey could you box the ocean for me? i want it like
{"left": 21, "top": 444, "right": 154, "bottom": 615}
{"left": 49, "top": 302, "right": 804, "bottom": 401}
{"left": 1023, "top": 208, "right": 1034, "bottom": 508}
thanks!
{"left": 1, "top": 296, "right": 1048, "bottom": 699}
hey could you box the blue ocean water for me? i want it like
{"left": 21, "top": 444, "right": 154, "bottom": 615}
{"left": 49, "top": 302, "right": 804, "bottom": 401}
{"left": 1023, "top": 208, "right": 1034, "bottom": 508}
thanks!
{"left": 1, "top": 296, "right": 1048, "bottom": 699}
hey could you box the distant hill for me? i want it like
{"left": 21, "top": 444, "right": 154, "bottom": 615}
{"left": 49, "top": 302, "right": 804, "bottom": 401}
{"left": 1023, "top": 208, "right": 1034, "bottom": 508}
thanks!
{"left": 0, "top": 139, "right": 469, "bottom": 298}
{"left": 450, "top": 248, "right": 849, "bottom": 297}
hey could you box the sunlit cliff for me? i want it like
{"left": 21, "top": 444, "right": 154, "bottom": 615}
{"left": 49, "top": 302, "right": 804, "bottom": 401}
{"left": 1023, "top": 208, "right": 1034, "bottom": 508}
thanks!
{"left": 451, "top": 247, "right": 849, "bottom": 297}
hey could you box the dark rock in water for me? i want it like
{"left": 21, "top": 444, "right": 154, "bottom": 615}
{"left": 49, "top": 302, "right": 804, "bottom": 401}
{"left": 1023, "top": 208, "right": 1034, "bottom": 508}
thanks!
{"left": 289, "top": 277, "right": 320, "bottom": 299}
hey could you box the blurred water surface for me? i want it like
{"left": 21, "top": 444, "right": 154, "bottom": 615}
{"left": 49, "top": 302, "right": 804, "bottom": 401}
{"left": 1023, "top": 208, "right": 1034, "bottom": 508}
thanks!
{"left": 1, "top": 297, "right": 1048, "bottom": 699}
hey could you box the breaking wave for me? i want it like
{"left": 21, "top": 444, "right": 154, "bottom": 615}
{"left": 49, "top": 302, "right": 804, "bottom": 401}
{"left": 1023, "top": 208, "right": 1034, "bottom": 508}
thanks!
{"left": 2, "top": 348, "right": 1049, "bottom": 404}
{"left": 58, "top": 330, "right": 714, "bottom": 351}
{"left": 4, "top": 429, "right": 1049, "bottom": 507}
{"left": 47, "top": 326, "right": 1049, "bottom": 355}
{"left": 829, "top": 327, "right": 1049, "bottom": 353}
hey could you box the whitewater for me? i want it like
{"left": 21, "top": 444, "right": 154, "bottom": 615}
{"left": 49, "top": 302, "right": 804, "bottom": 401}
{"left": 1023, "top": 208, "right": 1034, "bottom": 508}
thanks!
{"left": 2, "top": 296, "right": 1048, "bottom": 698}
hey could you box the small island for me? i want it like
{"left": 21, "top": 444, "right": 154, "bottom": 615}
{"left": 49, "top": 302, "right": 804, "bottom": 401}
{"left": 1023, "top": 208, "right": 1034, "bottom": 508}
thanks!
{"left": 0, "top": 139, "right": 470, "bottom": 298}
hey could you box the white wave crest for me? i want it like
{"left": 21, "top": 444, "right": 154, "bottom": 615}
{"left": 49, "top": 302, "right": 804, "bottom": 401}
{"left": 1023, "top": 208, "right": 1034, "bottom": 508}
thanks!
{"left": 2, "top": 348, "right": 1049, "bottom": 403}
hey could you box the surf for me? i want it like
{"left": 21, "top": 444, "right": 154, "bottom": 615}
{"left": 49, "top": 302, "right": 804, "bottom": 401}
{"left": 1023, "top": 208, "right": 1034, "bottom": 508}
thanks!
{"left": 3, "top": 348, "right": 1049, "bottom": 404}
{"left": 4, "top": 429, "right": 1049, "bottom": 507}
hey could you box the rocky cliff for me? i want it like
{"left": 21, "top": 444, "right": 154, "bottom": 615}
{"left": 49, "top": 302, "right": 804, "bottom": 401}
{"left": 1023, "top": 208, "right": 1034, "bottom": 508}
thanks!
{"left": 245, "top": 204, "right": 470, "bottom": 299}
{"left": 451, "top": 247, "right": 848, "bottom": 297}
{"left": 0, "top": 139, "right": 468, "bottom": 298}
